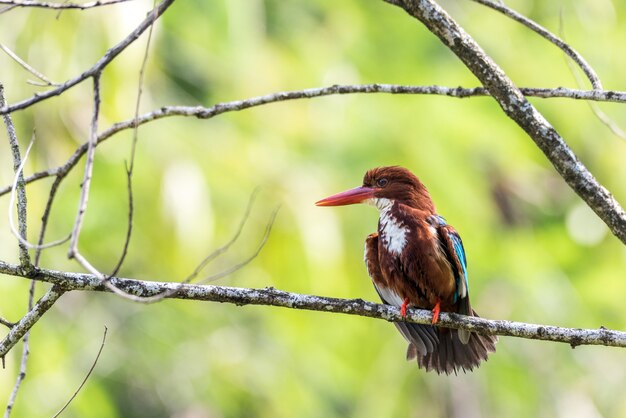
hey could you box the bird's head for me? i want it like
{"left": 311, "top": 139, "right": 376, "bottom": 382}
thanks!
{"left": 315, "top": 166, "right": 434, "bottom": 212}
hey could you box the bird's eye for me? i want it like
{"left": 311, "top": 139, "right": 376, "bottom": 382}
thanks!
{"left": 376, "top": 178, "right": 388, "bottom": 187}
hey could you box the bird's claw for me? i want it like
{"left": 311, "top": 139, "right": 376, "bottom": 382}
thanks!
{"left": 431, "top": 301, "right": 441, "bottom": 324}
{"left": 400, "top": 297, "right": 410, "bottom": 318}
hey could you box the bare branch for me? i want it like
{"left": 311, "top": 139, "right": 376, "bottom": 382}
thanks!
{"left": 0, "top": 0, "right": 175, "bottom": 116}
{"left": 199, "top": 206, "right": 279, "bottom": 284}
{"left": 0, "top": 0, "right": 132, "bottom": 10}
{"left": 4, "top": 334, "right": 28, "bottom": 418}
{"left": 0, "top": 261, "right": 622, "bottom": 348}
{"left": 384, "top": 0, "right": 626, "bottom": 245}
{"left": 0, "top": 44, "right": 58, "bottom": 87}
{"left": 4, "top": 280, "right": 36, "bottom": 418}
{"left": 586, "top": 103, "right": 626, "bottom": 140}
{"left": 2, "top": 83, "right": 625, "bottom": 200}
{"left": 103, "top": 201, "right": 277, "bottom": 304}
{"left": 109, "top": 0, "right": 158, "bottom": 277}
{"left": 0, "top": 285, "right": 65, "bottom": 359}
{"left": 0, "top": 318, "right": 14, "bottom": 329}
{"left": 51, "top": 326, "right": 107, "bottom": 418}
{"left": 7, "top": 136, "right": 36, "bottom": 248}
{"left": 470, "top": 0, "right": 602, "bottom": 89}
{"left": 185, "top": 188, "right": 259, "bottom": 282}
{"left": 0, "top": 4, "right": 18, "bottom": 13}
{"left": 557, "top": 13, "right": 626, "bottom": 141}
{"left": 0, "top": 84, "right": 31, "bottom": 271}
{"left": 68, "top": 74, "right": 101, "bottom": 260}
{"left": 64, "top": 74, "right": 144, "bottom": 302}
{"left": 7, "top": 134, "right": 69, "bottom": 251}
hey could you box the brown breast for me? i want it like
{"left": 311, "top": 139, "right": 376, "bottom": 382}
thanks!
{"left": 377, "top": 203, "right": 457, "bottom": 310}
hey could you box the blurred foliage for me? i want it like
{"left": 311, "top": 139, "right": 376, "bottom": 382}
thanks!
{"left": 1, "top": 0, "right": 626, "bottom": 417}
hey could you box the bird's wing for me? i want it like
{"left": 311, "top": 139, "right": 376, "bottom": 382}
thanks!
{"left": 431, "top": 216, "right": 472, "bottom": 344}
{"left": 364, "top": 232, "right": 438, "bottom": 356}
{"left": 431, "top": 215, "right": 469, "bottom": 304}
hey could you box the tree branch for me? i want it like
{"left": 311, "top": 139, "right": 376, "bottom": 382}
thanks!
{"left": 384, "top": 0, "right": 626, "bottom": 245}
{"left": 470, "top": 0, "right": 602, "bottom": 89}
{"left": 4, "top": 280, "right": 36, "bottom": 418}
{"left": 0, "top": 285, "right": 65, "bottom": 360}
{"left": 0, "top": 0, "right": 175, "bottom": 116}
{"left": 0, "top": 260, "right": 623, "bottom": 349}
{"left": 0, "top": 84, "right": 31, "bottom": 271}
{"left": 0, "top": 318, "right": 13, "bottom": 329}
{"left": 51, "top": 326, "right": 107, "bottom": 418}
{"left": 0, "top": 0, "right": 132, "bottom": 10}
{"left": 556, "top": 14, "right": 626, "bottom": 141}
{"left": 0, "top": 43, "right": 58, "bottom": 87}
{"left": 1, "top": 84, "right": 625, "bottom": 199}
{"left": 109, "top": 0, "right": 157, "bottom": 277}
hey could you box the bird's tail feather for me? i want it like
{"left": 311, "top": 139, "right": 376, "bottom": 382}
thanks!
{"left": 397, "top": 309, "right": 497, "bottom": 375}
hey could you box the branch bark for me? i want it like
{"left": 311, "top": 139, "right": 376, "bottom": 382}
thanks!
{"left": 0, "top": 84, "right": 31, "bottom": 271}
{"left": 0, "top": 261, "right": 624, "bottom": 351}
{"left": 384, "top": 0, "right": 626, "bottom": 245}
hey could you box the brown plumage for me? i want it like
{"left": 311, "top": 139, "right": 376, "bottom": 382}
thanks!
{"left": 318, "top": 166, "right": 497, "bottom": 374}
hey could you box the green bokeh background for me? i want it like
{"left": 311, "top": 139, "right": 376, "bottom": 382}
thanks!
{"left": 1, "top": 0, "right": 626, "bottom": 417}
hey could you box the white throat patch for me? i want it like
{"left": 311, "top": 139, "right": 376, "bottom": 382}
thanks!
{"left": 369, "top": 198, "right": 408, "bottom": 255}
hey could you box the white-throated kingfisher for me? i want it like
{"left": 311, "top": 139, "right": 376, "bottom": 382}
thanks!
{"left": 316, "top": 166, "right": 497, "bottom": 374}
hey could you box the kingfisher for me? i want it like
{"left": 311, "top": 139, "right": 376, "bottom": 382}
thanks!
{"left": 316, "top": 166, "right": 497, "bottom": 374}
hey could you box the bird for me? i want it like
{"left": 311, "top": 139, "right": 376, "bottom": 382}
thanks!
{"left": 316, "top": 166, "right": 497, "bottom": 374}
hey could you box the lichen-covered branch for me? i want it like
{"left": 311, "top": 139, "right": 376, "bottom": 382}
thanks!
{"left": 384, "top": 0, "right": 626, "bottom": 245}
{"left": 0, "top": 261, "right": 624, "bottom": 349}
{"left": 0, "top": 84, "right": 31, "bottom": 271}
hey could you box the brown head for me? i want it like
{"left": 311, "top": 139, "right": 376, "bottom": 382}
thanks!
{"left": 315, "top": 166, "right": 435, "bottom": 212}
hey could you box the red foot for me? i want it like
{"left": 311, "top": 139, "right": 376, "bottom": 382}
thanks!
{"left": 400, "top": 298, "right": 410, "bottom": 318}
{"left": 431, "top": 301, "right": 441, "bottom": 324}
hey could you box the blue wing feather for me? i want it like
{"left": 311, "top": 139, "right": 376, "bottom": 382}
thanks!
{"left": 432, "top": 215, "right": 468, "bottom": 302}
{"left": 449, "top": 230, "right": 468, "bottom": 298}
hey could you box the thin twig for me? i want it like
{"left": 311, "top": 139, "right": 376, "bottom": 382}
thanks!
{"left": 0, "top": 0, "right": 175, "bottom": 116}
{"left": 4, "top": 334, "right": 28, "bottom": 418}
{"left": 108, "top": 0, "right": 158, "bottom": 277}
{"left": 102, "top": 202, "right": 278, "bottom": 304}
{"left": 0, "top": 260, "right": 623, "bottom": 349}
{"left": 557, "top": 12, "right": 626, "bottom": 141}
{"left": 63, "top": 75, "right": 137, "bottom": 301}
{"left": 34, "top": 176, "right": 72, "bottom": 265}
{"left": 51, "top": 326, "right": 108, "bottom": 418}
{"left": 0, "top": 285, "right": 65, "bottom": 359}
{"left": 0, "top": 4, "right": 18, "bottom": 13}
{"left": 0, "top": 44, "right": 59, "bottom": 87}
{"left": 470, "top": 0, "right": 602, "bottom": 89}
{"left": 199, "top": 206, "right": 279, "bottom": 284}
{"left": 0, "top": 0, "right": 132, "bottom": 11}
{"left": 4, "top": 280, "right": 36, "bottom": 418}
{"left": 67, "top": 74, "right": 101, "bottom": 260}
{"left": 0, "top": 317, "right": 14, "bottom": 328}
{"left": 7, "top": 135, "right": 69, "bottom": 251}
{"left": 186, "top": 187, "right": 259, "bottom": 281}
{"left": 384, "top": 0, "right": 626, "bottom": 245}
{"left": 0, "top": 83, "right": 31, "bottom": 271}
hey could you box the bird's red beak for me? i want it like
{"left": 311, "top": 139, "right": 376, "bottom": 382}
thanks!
{"left": 315, "top": 186, "right": 375, "bottom": 206}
